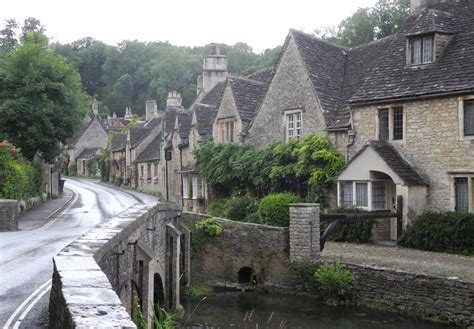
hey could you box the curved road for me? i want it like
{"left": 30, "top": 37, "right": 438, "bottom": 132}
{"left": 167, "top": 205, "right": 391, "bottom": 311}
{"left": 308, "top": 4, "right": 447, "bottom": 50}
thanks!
{"left": 0, "top": 178, "right": 158, "bottom": 328}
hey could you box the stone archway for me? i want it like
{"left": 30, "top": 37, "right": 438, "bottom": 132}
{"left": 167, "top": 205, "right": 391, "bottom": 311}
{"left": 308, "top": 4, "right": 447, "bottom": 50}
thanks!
{"left": 153, "top": 273, "right": 165, "bottom": 312}
{"left": 238, "top": 266, "right": 254, "bottom": 283}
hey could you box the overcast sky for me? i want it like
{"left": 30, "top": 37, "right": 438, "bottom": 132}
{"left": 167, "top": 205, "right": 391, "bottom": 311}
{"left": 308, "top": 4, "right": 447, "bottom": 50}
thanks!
{"left": 1, "top": 0, "right": 377, "bottom": 53}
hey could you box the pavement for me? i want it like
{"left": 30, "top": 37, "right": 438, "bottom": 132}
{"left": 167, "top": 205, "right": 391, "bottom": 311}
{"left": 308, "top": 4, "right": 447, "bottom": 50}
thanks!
{"left": 18, "top": 188, "right": 75, "bottom": 231}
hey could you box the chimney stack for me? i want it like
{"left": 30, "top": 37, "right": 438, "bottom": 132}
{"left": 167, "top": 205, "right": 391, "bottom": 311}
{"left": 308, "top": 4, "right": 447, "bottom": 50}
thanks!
{"left": 166, "top": 91, "right": 183, "bottom": 109}
{"left": 124, "top": 107, "right": 133, "bottom": 120}
{"left": 410, "top": 0, "right": 451, "bottom": 12}
{"left": 145, "top": 100, "right": 158, "bottom": 121}
{"left": 92, "top": 98, "right": 99, "bottom": 116}
{"left": 198, "top": 43, "right": 228, "bottom": 95}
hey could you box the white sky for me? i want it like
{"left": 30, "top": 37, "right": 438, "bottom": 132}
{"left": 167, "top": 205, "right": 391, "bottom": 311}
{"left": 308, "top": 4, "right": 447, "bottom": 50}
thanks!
{"left": 1, "top": 0, "right": 377, "bottom": 53}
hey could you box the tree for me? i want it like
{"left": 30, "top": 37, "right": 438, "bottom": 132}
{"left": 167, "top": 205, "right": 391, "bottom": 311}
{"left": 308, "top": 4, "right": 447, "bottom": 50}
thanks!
{"left": 0, "top": 35, "right": 89, "bottom": 162}
{"left": 20, "top": 17, "right": 46, "bottom": 44}
{"left": 316, "top": 0, "right": 410, "bottom": 47}
{"left": 0, "top": 19, "right": 18, "bottom": 53}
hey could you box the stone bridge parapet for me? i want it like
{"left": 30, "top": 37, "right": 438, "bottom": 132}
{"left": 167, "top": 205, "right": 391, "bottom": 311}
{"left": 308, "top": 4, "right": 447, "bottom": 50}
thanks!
{"left": 49, "top": 202, "right": 184, "bottom": 328}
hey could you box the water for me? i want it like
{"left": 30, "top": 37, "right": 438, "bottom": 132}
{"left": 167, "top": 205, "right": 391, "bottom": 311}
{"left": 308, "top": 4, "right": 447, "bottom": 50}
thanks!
{"left": 180, "top": 292, "right": 450, "bottom": 328}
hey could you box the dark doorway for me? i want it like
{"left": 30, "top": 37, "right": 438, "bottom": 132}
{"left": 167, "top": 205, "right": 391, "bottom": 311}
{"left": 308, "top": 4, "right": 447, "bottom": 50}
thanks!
{"left": 153, "top": 273, "right": 165, "bottom": 311}
{"left": 238, "top": 267, "right": 253, "bottom": 283}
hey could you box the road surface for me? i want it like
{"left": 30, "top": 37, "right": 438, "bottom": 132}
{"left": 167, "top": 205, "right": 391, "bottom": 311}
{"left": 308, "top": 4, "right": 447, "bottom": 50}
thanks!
{"left": 0, "top": 178, "right": 157, "bottom": 328}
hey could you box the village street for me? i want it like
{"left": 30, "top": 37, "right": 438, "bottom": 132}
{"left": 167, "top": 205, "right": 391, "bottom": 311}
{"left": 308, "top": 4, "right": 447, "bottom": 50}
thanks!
{"left": 0, "top": 179, "right": 157, "bottom": 328}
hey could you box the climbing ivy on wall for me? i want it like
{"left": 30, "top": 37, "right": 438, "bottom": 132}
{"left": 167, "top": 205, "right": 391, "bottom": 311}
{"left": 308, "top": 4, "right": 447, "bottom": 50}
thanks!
{"left": 193, "top": 134, "right": 345, "bottom": 201}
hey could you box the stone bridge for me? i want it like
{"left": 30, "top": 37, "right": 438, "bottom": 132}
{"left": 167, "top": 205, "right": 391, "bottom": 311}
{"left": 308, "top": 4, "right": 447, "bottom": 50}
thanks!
{"left": 49, "top": 202, "right": 190, "bottom": 328}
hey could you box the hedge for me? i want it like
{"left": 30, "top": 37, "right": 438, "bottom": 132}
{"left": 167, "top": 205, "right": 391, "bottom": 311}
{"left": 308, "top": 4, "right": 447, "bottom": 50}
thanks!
{"left": 398, "top": 211, "right": 474, "bottom": 255}
{"left": 258, "top": 193, "right": 300, "bottom": 227}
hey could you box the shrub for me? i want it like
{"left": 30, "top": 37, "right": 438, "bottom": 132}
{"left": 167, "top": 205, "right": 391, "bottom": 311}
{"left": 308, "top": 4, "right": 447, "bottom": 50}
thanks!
{"left": 207, "top": 198, "right": 227, "bottom": 218}
{"left": 258, "top": 193, "right": 300, "bottom": 227}
{"left": 322, "top": 207, "right": 373, "bottom": 243}
{"left": 195, "top": 218, "right": 223, "bottom": 237}
{"left": 398, "top": 211, "right": 474, "bottom": 255}
{"left": 315, "top": 260, "right": 353, "bottom": 303}
{"left": 225, "top": 195, "right": 259, "bottom": 222}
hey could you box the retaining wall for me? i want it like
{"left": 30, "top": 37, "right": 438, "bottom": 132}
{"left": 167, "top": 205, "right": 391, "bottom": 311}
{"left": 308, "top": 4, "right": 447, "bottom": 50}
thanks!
{"left": 0, "top": 199, "right": 18, "bottom": 231}
{"left": 49, "top": 202, "right": 181, "bottom": 328}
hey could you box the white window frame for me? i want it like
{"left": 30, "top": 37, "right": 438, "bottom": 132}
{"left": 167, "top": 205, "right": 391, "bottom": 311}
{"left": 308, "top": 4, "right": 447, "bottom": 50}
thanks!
{"left": 217, "top": 119, "right": 235, "bottom": 143}
{"left": 284, "top": 109, "right": 303, "bottom": 142}
{"left": 183, "top": 175, "right": 189, "bottom": 199}
{"left": 337, "top": 180, "right": 393, "bottom": 211}
{"left": 409, "top": 35, "right": 434, "bottom": 65}
{"left": 458, "top": 96, "right": 474, "bottom": 141}
{"left": 375, "top": 106, "right": 406, "bottom": 143}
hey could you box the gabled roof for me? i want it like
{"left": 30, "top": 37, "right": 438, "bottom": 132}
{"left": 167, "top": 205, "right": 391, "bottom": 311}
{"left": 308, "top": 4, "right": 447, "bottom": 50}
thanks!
{"left": 342, "top": 140, "right": 427, "bottom": 186}
{"left": 77, "top": 147, "right": 101, "bottom": 159}
{"left": 405, "top": 9, "right": 457, "bottom": 36}
{"left": 130, "top": 126, "right": 151, "bottom": 148}
{"left": 290, "top": 29, "right": 348, "bottom": 128}
{"left": 67, "top": 117, "right": 105, "bottom": 147}
{"left": 246, "top": 67, "right": 274, "bottom": 83}
{"left": 176, "top": 111, "right": 192, "bottom": 141}
{"left": 194, "top": 104, "right": 217, "bottom": 137}
{"left": 228, "top": 76, "right": 265, "bottom": 123}
{"left": 111, "top": 132, "right": 127, "bottom": 152}
{"left": 200, "top": 81, "right": 226, "bottom": 108}
{"left": 135, "top": 133, "right": 161, "bottom": 163}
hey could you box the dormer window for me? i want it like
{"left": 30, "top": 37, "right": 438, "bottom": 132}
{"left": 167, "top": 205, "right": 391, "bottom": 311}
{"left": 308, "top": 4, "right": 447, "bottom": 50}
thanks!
{"left": 410, "top": 35, "right": 434, "bottom": 64}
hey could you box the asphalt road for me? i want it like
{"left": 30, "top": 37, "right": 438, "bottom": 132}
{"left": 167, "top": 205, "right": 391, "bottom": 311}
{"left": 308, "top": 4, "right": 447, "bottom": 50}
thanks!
{"left": 0, "top": 178, "right": 157, "bottom": 328}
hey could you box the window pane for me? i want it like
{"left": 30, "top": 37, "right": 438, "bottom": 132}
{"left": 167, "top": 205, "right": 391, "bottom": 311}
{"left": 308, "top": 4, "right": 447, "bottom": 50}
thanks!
{"left": 295, "top": 113, "right": 302, "bottom": 139}
{"left": 464, "top": 100, "right": 474, "bottom": 136}
{"left": 372, "top": 181, "right": 386, "bottom": 209}
{"left": 423, "top": 36, "right": 433, "bottom": 63}
{"left": 356, "top": 183, "right": 368, "bottom": 207}
{"left": 341, "top": 181, "right": 353, "bottom": 206}
{"left": 412, "top": 38, "right": 422, "bottom": 64}
{"left": 378, "top": 109, "right": 389, "bottom": 140}
{"left": 393, "top": 107, "right": 403, "bottom": 140}
{"left": 455, "top": 178, "right": 468, "bottom": 213}
{"left": 230, "top": 121, "right": 234, "bottom": 142}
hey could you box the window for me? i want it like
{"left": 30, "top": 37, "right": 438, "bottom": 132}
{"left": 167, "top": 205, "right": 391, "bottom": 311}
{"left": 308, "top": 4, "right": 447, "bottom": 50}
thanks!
{"left": 285, "top": 110, "right": 302, "bottom": 141}
{"left": 455, "top": 178, "right": 468, "bottom": 213}
{"left": 410, "top": 35, "right": 433, "bottom": 64}
{"left": 355, "top": 183, "right": 368, "bottom": 207}
{"left": 378, "top": 107, "right": 404, "bottom": 141}
{"left": 192, "top": 176, "right": 204, "bottom": 199}
{"left": 183, "top": 175, "right": 188, "bottom": 199}
{"left": 464, "top": 100, "right": 474, "bottom": 136}
{"left": 147, "top": 163, "right": 151, "bottom": 180}
{"left": 218, "top": 120, "right": 235, "bottom": 142}
{"left": 372, "top": 181, "right": 386, "bottom": 210}
{"left": 338, "top": 180, "right": 391, "bottom": 211}
{"left": 378, "top": 109, "right": 389, "bottom": 140}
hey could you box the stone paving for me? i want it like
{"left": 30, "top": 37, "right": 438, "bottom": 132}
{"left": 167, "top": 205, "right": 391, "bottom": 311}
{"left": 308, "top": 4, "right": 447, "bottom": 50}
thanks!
{"left": 322, "top": 241, "right": 474, "bottom": 283}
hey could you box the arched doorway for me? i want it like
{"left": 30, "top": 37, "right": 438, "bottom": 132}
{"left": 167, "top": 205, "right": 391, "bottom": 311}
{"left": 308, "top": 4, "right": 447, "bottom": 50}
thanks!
{"left": 153, "top": 273, "right": 165, "bottom": 312}
{"left": 238, "top": 266, "right": 254, "bottom": 284}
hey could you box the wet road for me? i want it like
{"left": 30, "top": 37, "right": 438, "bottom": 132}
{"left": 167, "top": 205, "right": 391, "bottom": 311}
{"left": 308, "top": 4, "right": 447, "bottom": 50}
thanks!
{"left": 0, "top": 178, "right": 157, "bottom": 328}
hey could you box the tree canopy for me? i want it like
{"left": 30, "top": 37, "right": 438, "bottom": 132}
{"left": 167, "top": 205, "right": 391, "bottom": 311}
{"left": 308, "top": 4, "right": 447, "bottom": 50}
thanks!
{"left": 0, "top": 32, "right": 88, "bottom": 161}
{"left": 316, "top": 0, "right": 410, "bottom": 47}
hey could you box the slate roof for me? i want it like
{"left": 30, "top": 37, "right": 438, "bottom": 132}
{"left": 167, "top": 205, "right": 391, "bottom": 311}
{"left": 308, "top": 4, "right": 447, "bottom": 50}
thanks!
{"left": 77, "top": 147, "right": 101, "bottom": 159}
{"left": 200, "top": 81, "right": 226, "bottom": 108}
{"left": 135, "top": 133, "right": 161, "bottom": 163}
{"left": 194, "top": 104, "right": 217, "bottom": 137}
{"left": 164, "top": 109, "right": 177, "bottom": 133}
{"left": 111, "top": 132, "right": 127, "bottom": 152}
{"left": 345, "top": 140, "right": 427, "bottom": 186}
{"left": 285, "top": 1, "right": 474, "bottom": 128}
{"left": 228, "top": 77, "right": 266, "bottom": 123}
{"left": 246, "top": 67, "right": 274, "bottom": 83}
{"left": 176, "top": 111, "right": 193, "bottom": 140}
{"left": 130, "top": 126, "right": 151, "bottom": 148}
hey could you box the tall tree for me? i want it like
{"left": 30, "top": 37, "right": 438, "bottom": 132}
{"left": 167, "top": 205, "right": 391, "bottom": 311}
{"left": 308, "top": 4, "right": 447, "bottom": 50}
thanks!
{"left": 316, "top": 0, "right": 410, "bottom": 47}
{"left": 0, "top": 35, "right": 89, "bottom": 161}
{"left": 0, "top": 19, "right": 18, "bottom": 53}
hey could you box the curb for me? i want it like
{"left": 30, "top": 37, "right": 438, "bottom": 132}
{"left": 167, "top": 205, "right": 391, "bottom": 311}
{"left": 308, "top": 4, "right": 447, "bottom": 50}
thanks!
{"left": 44, "top": 187, "right": 76, "bottom": 222}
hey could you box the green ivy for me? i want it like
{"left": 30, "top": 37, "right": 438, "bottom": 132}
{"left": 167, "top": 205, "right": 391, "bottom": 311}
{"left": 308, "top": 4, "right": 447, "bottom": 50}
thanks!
{"left": 195, "top": 218, "right": 223, "bottom": 236}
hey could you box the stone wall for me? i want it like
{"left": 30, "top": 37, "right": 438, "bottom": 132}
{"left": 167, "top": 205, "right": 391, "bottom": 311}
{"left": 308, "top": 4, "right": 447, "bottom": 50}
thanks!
{"left": 49, "top": 202, "right": 182, "bottom": 329}
{"left": 345, "top": 263, "right": 474, "bottom": 327}
{"left": 181, "top": 212, "right": 293, "bottom": 288}
{"left": 289, "top": 203, "right": 320, "bottom": 262}
{"left": 245, "top": 37, "right": 327, "bottom": 147}
{"left": 0, "top": 199, "right": 19, "bottom": 231}
{"left": 350, "top": 95, "right": 474, "bottom": 211}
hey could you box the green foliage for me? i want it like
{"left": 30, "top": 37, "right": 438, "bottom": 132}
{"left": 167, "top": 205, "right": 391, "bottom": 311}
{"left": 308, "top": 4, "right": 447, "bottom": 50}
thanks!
{"left": 195, "top": 218, "right": 223, "bottom": 237}
{"left": 0, "top": 33, "right": 89, "bottom": 162}
{"left": 0, "top": 140, "right": 43, "bottom": 200}
{"left": 290, "top": 261, "right": 320, "bottom": 288}
{"left": 316, "top": 0, "right": 410, "bottom": 47}
{"left": 133, "top": 297, "right": 176, "bottom": 329}
{"left": 68, "top": 160, "right": 77, "bottom": 176}
{"left": 185, "top": 284, "right": 213, "bottom": 297}
{"left": 322, "top": 207, "right": 373, "bottom": 243}
{"left": 314, "top": 261, "right": 354, "bottom": 302}
{"left": 398, "top": 211, "right": 474, "bottom": 255}
{"left": 207, "top": 195, "right": 259, "bottom": 222}
{"left": 258, "top": 193, "right": 300, "bottom": 227}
